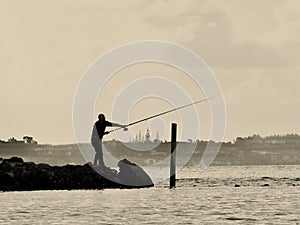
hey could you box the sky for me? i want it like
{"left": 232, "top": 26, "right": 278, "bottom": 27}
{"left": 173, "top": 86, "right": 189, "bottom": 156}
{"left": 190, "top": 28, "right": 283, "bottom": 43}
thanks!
{"left": 1, "top": 0, "right": 299, "bottom": 144}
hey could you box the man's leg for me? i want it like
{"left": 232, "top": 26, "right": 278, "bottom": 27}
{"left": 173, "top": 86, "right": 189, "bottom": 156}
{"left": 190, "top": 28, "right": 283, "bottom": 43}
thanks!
{"left": 93, "top": 140, "right": 105, "bottom": 167}
{"left": 94, "top": 151, "right": 99, "bottom": 165}
{"left": 98, "top": 139, "right": 105, "bottom": 167}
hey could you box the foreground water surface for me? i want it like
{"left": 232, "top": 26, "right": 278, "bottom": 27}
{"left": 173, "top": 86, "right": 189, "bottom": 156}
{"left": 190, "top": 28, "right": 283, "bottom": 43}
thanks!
{"left": 0, "top": 165, "right": 299, "bottom": 224}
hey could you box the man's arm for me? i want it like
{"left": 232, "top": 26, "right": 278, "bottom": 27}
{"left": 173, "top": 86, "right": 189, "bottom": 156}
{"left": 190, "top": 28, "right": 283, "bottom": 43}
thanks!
{"left": 106, "top": 121, "right": 126, "bottom": 128}
{"left": 112, "top": 122, "right": 124, "bottom": 127}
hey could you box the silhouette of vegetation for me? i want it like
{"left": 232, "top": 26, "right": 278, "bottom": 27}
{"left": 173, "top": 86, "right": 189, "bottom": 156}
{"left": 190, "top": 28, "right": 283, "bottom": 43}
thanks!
{"left": 0, "top": 134, "right": 299, "bottom": 166}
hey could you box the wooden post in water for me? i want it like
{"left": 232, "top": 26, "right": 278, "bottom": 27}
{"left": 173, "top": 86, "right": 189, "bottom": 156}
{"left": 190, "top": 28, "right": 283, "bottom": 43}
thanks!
{"left": 170, "top": 123, "right": 177, "bottom": 189}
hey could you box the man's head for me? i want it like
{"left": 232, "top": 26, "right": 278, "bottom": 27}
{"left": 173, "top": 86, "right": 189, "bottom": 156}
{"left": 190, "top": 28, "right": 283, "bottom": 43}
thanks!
{"left": 98, "top": 114, "right": 105, "bottom": 121}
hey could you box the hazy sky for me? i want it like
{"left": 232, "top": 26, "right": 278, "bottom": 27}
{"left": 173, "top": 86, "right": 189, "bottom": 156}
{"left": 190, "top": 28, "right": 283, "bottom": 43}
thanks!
{"left": 1, "top": 0, "right": 299, "bottom": 144}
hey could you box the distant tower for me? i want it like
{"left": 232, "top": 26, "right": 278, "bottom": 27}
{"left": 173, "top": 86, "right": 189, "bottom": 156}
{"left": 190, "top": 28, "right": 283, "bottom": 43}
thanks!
{"left": 154, "top": 131, "right": 160, "bottom": 144}
{"left": 138, "top": 130, "right": 142, "bottom": 143}
{"left": 145, "top": 128, "right": 150, "bottom": 142}
{"left": 135, "top": 134, "right": 138, "bottom": 143}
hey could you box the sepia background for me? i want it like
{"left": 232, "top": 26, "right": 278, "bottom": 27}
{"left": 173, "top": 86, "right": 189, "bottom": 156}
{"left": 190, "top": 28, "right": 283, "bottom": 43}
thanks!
{"left": 1, "top": 0, "right": 299, "bottom": 144}
{"left": 0, "top": 3, "right": 299, "bottom": 223}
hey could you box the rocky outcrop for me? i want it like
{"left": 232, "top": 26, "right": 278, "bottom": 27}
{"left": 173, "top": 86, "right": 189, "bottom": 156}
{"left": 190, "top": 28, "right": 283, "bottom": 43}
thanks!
{"left": 0, "top": 157, "right": 154, "bottom": 191}
{"left": 118, "top": 159, "right": 153, "bottom": 187}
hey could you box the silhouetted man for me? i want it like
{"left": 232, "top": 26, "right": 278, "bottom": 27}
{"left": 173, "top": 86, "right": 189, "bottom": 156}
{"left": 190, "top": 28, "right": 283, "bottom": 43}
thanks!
{"left": 91, "top": 114, "right": 126, "bottom": 168}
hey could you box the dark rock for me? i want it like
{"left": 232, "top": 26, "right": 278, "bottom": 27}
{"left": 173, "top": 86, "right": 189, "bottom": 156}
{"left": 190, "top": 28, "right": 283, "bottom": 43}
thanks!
{"left": 4, "top": 157, "right": 24, "bottom": 163}
{"left": 262, "top": 183, "right": 270, "bottom": 187}
{"left": 261, "top": 176, "right": 272, "bottom": 179}
{"left": 118, "top": 159, "right": 154, "bottom": 188}
{"left": 234, "top": 184, "right": 240, "bottom": 187}
{"left": 0, "top": 157, "right": 154, "bottom": 191}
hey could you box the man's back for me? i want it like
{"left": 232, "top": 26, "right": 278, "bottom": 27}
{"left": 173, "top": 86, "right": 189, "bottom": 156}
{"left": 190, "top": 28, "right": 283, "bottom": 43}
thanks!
{"left": 91, "top": 120, "right": 112, "bottom": 140}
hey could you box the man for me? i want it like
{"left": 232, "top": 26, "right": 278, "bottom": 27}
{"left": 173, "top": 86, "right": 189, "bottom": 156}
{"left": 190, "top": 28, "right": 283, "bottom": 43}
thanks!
{"left": 91, "top": 114, "right": 126, "bottom": 167}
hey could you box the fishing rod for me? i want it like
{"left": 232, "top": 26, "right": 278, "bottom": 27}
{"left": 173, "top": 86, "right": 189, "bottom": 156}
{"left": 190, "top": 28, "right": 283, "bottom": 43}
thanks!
{"left": 108, "top": 96, "right": 214, "bottom": 133}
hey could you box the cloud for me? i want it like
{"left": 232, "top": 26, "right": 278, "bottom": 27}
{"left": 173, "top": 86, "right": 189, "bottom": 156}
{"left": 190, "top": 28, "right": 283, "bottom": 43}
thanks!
{"left": 129, "top": 0, "right": 299, "bottom": 69}
{"left": 184, "top": 9, "right": 295, "bottom": 68}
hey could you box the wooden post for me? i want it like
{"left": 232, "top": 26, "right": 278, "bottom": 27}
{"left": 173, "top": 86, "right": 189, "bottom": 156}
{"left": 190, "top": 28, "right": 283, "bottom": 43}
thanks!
{"left": 170, "top": 123, "right": 177, "bottom": 189}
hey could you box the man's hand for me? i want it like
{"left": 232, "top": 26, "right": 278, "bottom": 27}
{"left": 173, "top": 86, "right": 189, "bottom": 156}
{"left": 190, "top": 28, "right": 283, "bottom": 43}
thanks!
{"left": 121, "top": 125, "right": 128, "bottom": 131}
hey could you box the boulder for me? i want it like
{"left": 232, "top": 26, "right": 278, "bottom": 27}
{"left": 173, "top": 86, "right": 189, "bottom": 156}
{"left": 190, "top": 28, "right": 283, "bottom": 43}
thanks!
{"left": 4, "top": 157, "right": 24, "bottom": 163}
{"left": 118, "top": 159, "right": 154, "bottom": 188}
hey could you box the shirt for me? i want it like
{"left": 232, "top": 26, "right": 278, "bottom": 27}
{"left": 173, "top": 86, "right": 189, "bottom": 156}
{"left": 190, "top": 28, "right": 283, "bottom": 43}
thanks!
{"left": 91, "top": 120, "right": 112, "bottom": 141}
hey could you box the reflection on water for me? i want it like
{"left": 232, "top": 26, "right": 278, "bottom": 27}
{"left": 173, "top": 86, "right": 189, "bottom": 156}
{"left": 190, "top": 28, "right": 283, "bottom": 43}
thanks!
{"left": 0, "top": 165, "right": 299, "bottom": 224}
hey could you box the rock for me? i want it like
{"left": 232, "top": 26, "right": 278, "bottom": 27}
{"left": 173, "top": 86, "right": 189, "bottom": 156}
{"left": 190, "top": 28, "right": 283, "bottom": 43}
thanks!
{"left": 4, "top": 157, "right": 24, "bottom": 163}
{"left": 261, "top": 176, "right": 272, "bottom": 179}
{"left": 262, "top": 183, "right": 270, "bottom": 187}
{"left": 234, "top": 184, "right": 240, "bottom": 187}
{"left": 0, "top": 157, "right": 154, "bottom": 191}
{"left": 118, "top": 159, "right": 154, "bottom": 188}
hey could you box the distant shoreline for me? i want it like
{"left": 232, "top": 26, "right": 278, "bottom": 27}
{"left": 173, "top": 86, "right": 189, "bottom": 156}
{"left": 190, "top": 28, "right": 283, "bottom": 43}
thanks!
{"left": 1, "top": 134, "right": 299, "bottom": 166}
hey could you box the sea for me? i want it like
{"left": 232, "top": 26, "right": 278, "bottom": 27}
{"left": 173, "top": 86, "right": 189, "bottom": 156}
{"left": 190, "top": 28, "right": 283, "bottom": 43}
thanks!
{"left": 0, "top": 165, "right": 299, "bottom": 224}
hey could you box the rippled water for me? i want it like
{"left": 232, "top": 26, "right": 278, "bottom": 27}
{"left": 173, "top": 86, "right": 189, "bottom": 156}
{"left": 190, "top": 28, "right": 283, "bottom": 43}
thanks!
{"left": 1, "top": 165, "right": 299, "bottom": 224}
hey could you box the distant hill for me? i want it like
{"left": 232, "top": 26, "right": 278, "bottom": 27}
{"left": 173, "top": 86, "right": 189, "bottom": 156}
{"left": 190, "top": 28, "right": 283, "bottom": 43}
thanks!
{"left": 0, "top": 134, "right": 299, "bottom": 166}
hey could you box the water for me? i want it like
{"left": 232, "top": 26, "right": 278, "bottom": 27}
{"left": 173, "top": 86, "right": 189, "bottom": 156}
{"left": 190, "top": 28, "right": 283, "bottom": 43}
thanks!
{"left": 0, "top": 165, "right": 299, "bottom": 224}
